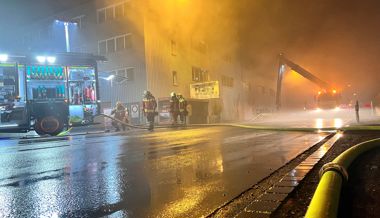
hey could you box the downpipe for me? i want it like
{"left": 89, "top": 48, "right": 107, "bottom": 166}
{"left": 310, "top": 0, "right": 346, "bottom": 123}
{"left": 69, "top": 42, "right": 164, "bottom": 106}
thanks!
{"left": 305, "top": 138, "right": 380, "bottom": 218}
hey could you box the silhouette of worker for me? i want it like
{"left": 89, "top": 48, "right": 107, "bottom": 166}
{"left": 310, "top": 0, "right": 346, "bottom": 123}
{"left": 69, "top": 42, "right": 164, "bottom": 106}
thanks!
{"left": 355, "top": 100, "right": 360, "bottom": 123}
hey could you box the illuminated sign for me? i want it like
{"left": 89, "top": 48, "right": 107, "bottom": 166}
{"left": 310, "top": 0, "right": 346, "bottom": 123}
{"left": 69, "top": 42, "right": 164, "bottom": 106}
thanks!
{"left": 190, "top": 81, "right": 219, "bottom": 99}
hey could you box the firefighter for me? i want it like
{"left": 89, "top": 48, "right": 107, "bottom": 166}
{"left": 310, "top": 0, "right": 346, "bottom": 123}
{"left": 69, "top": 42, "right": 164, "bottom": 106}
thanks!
{"left": 142, "top": 90, "right": 157, "bottom": 131}
{"left": 169, "top": 92, "right": 180, "bottom": 125}
{"left": 177, "top": 93, "right": 188, "bottom": 125}
{"left": 111, "top": 101, "right": 127, "bottom": 131}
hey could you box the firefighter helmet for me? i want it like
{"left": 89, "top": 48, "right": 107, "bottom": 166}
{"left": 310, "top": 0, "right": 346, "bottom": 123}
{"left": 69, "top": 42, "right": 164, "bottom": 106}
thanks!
{"left": 144, "top": 90, "right": 151, "bottom": 97}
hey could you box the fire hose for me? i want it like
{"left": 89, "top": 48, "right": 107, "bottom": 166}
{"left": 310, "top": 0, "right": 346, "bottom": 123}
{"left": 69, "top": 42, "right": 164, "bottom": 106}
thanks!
{"left": 96, "top": 113, "right": 149, "bottom": 129}
{"left": 305, "top": 138, "right": 380, "bottom": 218}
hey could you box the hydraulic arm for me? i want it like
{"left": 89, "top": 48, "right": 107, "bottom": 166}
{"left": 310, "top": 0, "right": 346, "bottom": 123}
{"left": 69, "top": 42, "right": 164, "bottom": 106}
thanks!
{"left": 275, "top": 53, "right": 332, "bottom": 109}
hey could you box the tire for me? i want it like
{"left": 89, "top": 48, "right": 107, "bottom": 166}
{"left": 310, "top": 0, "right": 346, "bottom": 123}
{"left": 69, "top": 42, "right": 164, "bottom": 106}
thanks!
{"left": 35, "top": 116, "right": 64, "bottom": 136}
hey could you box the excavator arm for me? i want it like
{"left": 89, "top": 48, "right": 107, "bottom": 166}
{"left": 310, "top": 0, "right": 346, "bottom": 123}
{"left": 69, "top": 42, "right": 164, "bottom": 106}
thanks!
{"left": 275, "top": 53, "right": 332, "bottom": 109}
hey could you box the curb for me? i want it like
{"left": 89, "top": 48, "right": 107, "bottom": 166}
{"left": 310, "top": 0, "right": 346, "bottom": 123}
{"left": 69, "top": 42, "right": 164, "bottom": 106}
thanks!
{"left": 234, "top": 133, "right": 342, "bottom": 218}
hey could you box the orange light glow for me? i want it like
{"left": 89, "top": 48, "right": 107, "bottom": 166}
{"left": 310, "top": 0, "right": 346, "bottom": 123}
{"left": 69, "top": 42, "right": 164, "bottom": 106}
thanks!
{"left": 318, "top": 91, "right": 321, "bottom": 95}
{"left": 332, "top": 89, "right": 337, "bottom": 94}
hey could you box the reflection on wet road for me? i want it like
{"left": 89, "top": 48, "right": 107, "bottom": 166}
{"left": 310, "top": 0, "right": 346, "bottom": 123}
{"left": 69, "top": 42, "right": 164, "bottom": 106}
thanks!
{"left": 249, "top": 109, "right": 357, "bottom": 129}
{"left": 0, "top": 127, "right": 326, "bottom": 217}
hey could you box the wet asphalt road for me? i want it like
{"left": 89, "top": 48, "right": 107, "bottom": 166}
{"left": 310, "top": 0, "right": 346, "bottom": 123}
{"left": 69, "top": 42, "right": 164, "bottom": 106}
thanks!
{"left": 0, "top": 127, "right": 326, "bottom": 218}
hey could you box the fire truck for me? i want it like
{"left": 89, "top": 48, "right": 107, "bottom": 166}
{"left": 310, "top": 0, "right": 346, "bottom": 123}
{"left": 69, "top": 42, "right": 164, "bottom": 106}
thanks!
{"left": 0, "top": 53, "right": 104, "bottom": 135}
{"left": 316, "top": 89, "right": 342, "bottom": 110}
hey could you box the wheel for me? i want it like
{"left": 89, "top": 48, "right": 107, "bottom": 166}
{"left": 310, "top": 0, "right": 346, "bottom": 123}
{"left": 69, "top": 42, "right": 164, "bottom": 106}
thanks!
{"left": 34, "top": 116, "right": 64, "bottom": 136}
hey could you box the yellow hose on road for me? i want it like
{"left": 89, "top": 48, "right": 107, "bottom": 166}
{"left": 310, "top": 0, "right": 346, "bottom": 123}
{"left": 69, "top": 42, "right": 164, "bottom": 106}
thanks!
{"left": 57, "top": 127, "right": 73, "bottom": 136}
{"left": 305, "top": 138, "right": 380, "bottom": 218}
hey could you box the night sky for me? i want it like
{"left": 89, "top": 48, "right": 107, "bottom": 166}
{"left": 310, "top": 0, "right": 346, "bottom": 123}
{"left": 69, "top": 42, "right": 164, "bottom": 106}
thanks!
{"left": 1, "top": 0, "right": 380, "bottom": 102}
{"left": 0, "top": 0, "right": 91, "bottom": 33}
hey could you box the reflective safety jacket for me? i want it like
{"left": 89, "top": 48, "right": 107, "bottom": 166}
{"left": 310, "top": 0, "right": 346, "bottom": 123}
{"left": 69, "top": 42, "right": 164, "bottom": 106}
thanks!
{"left": 170, "top": 96, "right": 179, "bottom": 113}
{"left": 143, "top": 96, "right": 157, "bottom": 113}
{"left": 111, "top": 105, "right": 126, "bottom": 120}
{"left": 178, "top": 97, "right": 187, "bottom": 112}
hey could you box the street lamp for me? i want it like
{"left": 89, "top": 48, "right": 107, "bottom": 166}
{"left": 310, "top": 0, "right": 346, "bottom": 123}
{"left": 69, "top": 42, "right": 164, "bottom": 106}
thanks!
{"left": 36, "top": 55, "right": 56, "bottom": 64}
{"left": 105, "top": 75, "right": 115, "bottom": 81}
{"left": 100, "top": 74, "right": 128, "bottom": 82}
{"left": 0, "top": 54, "right": 8, "bottom": 62}
{"left": 55, "top": 20, "right": 77, "bottom": 52}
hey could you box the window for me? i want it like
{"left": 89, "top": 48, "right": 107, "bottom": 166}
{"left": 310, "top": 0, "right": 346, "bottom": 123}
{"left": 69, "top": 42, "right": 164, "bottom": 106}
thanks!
{"left": 192, "top": 40, "right": 207, "bottom": 54}
{"left": 97, "top": 1, "right": 131, "bottom": 23}
{"left": 126, "top": 68, "right": 134, "bottom": 81}
{"left": 116, "top": 36, "right": 125, "bottom": 51}
{"left": 115, "top": 69, "right": 126, "bottom": 83}
{"left": 124, "top": 2, "right": 131, "bottom": 15}
{"left": 98, "top": 40, "right": 106, "bottom": 54}
{"left": 107, "top": 38, "right": 115, "bottom": 53}
{"left": 98, "top": 9, "right": 106, "bottom": 23}
{"left": 221, "top": 75, "right": 234, "bottom": 87}
{"left": 109, "top": 67, "right": 134, "bottom": 83}
{"left": 109, "top": 70, "right": 117, "bottom": 77}
{"left": 106, "top": 7, "right": 114, "bottom": 20}
{"left": 172, "top": 71, "right": 178, "bottom": 86}
{"left": 71, "top": 15, "right": 85, "bottom": 29}
{"left": 198, "top": 41, "right": 207, "bottom": 54}
{"left": 192, "top": 67, "right": 208, "bottom": 82}
{"left": 223, "top": 54, "right": 232, "bottom": 63}
{"left": 115, "top": 4, "right": 124, "bottom": 19}
{"left": 125, "top": 34, "right": 132, "bottom": 48}
{"left": 269, "top": 88, "right": 275, "bottom": 97}
{"left": 116, "top": 34, "right": 131, "bottom": 51}
{"left": 171, "top": 40, "right": 177, "bottom": 56}
{"left": 99, "top": 34, "right": 131, "bottom": 54}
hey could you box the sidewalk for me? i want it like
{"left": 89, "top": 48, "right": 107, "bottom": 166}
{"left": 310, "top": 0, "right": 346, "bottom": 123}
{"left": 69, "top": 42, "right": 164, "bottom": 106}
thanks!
{"left": 272, "top": 130, "right": 380, "bottom": 218}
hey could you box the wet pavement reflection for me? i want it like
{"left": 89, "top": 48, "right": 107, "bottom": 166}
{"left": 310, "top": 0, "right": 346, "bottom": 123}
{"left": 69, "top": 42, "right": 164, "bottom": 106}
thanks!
{"left": 0, "top": 127, "right": 326, "bottom": 217}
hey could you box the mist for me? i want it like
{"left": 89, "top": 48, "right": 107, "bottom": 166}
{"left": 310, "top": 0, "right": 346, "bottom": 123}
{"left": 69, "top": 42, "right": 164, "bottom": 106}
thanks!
{"left": 233, "top": 0, "right": 380, "bottom": 107}
{"left": 1, "top": 0, "right": 380, "bottom": 109}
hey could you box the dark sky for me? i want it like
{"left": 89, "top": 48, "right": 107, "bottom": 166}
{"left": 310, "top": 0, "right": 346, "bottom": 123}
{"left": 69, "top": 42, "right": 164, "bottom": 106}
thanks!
{"left": 0, "top": 0, "right": 91, "bottom": 33}
{"left": 1, "top": 0, "right": 380, "bottom": 102}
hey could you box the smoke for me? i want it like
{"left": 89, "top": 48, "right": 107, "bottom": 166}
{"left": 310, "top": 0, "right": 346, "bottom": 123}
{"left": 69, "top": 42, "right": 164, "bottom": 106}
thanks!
{"left": 1, "top": 0, "right": 379, "bottom": 106}
{"left": 233, "top": 0, "right": 380, "bottom": 107}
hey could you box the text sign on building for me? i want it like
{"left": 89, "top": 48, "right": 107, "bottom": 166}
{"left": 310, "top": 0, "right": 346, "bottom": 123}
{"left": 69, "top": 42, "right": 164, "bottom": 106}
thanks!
{"left": 190, "top": 81, "right": 220, "bottom": 99}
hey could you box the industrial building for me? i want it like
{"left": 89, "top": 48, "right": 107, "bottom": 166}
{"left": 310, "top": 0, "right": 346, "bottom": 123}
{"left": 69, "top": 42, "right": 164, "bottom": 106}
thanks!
{"left": 8, "top": 0, "right": 276, "bottom": 124}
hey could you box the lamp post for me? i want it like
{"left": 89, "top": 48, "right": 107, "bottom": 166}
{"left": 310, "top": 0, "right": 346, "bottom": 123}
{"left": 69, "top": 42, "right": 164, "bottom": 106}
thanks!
{"left": 64, "top": 22, "right": 70, "bottom": 52}
{"left": 55, "top": 20, "right": 77, "bottom": 52}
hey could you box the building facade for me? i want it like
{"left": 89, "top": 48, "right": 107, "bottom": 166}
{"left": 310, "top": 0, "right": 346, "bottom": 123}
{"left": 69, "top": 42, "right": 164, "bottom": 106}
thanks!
{"left": 9, "top": 0, "right": 276, "bottom": 124}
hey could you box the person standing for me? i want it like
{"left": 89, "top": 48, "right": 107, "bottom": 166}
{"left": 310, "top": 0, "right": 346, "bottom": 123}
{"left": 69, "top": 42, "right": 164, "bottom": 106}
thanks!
{"left": 177, "top": 93, "right": 188, "bottom": 125}
{"left": 169, "top": 92, "right": 179, "bottom": 125}
{"left": 111, "top": 101, "right": 127, "bottom": 131}
{"left": 355, "top": 100, "right": 360, "bottom": 123}
{"left": 142, "top": 90, "right": 157, "bottom": 131}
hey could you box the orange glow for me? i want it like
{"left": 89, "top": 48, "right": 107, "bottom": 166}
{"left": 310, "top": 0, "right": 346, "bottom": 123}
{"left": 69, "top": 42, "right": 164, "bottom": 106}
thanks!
{"left": 285, "top": 70, "right": 305, "bottom": 83}
{"left": 332, "top": 89, "right": 337, "bottom": 94}
{"left": 318, "top": 91, "right": 321, "bottom": 95}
